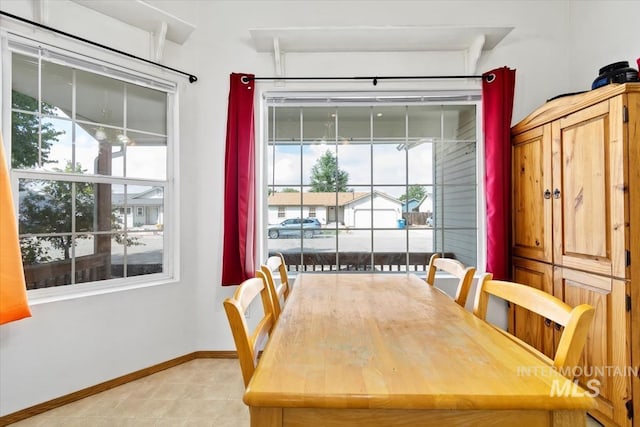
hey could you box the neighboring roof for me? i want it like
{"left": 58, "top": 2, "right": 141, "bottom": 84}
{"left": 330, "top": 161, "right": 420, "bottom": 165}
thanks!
{"left": 344, "top": 190, "right": 402, "bottom": 206}
{"left": 115, "top": 198, "right": 162, "bottom": 207}
{"left": 417, "top": 193, "right": 433, "bottom": 207}
{"left": 132, "top": 187, "right": 163, "bottom": 199}
{"left": 113, "top": 187, "right": 164, "bottom": 206}
{"left": 268, "top": 192, "right": 367, "bottom": 206}
{"left": 402, "top": 198, "right": 420, "bottom": 206}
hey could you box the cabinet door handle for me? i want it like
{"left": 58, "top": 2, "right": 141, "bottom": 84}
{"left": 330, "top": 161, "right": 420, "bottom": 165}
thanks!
{"left": 544, "top": 189, "right": 551, "bottom": 199}
{"left": 553, "top": 188, "right": 561, "bottom": 199}
{"left": 554, "top": 322, "right": 563, "bottom": 331}
{"left": 544, "top": 318, "right": 552, "bottom": 327}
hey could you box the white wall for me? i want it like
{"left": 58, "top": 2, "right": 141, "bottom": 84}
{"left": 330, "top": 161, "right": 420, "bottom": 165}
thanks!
{"left": 1, "top": 0, "right": 638, "bottom": 417}
{"left": 0, "top": 0, "right": 198, "bottom": 416}
{"left": 568, "top": 0, "right": 639, "bottom": 94}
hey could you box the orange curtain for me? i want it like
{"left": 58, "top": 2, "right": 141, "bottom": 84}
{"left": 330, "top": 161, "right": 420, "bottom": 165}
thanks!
{"left": 0, "top": 135, "right": 31, "bottom": 324}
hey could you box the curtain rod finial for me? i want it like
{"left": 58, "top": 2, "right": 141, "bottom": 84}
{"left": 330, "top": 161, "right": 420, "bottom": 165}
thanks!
{"left": 189, "top": 75, "right": 198, "bottom": 83}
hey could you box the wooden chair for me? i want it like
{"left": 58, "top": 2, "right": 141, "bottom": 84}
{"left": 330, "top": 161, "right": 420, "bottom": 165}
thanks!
{"left": 473, "top": 273, "right": 595, "bottom": 372}
{"left": 260, "top": 253, "right": 290, "bottom": 320}
{"left": 223, "top": 271, "right": 275, "bottom": 387}
{"left": 425, "top": 253, "right": 476, "bottom": 307}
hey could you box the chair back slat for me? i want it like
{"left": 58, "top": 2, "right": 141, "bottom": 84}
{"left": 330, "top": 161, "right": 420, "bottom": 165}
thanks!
{"left": 426, "top": 253, "right": 476, "bottom": 307}
{"left": 473, "top": 273, "right": 595, "bottom": 372}
{"left": 261, "top": 253, "right": 290, "bottom": 320}
{"left": 223, "top": 273, "right": 275, "bottom": 387}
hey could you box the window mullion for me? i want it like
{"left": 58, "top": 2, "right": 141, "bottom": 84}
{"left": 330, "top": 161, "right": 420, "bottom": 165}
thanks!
{"left": 71, "top": 182, "right": 77, "bottom": 284}
{"left": 37, "top": 51, "right": 42, "bottom": 167}
{"left": 404, "top": 106, "right": 409, "bottom": 272}
{"left": 369, "top": 106, "right": 374, "bottom": 270}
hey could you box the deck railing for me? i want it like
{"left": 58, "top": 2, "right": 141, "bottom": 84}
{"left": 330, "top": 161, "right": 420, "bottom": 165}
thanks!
{"left": 23, "top": 251, "right": 452, "bottom": 289}
{"left": 274, "top": 251, "right": 455, "bottom": 273}
{"left": 23, "top": 255, "right": 163, "bottom": 290}
{"left": 24, "top": 253, "right": 111, "bottom": 290}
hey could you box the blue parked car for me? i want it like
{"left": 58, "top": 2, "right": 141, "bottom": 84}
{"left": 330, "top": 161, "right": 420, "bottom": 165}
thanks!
{"left": 268, "top": 218, "right": 321, "bottom": 239}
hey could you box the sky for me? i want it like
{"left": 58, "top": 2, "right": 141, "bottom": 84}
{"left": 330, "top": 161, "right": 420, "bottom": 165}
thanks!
{"left": 267, "top": 139, "right": 435, "bottom": 200}
{"left": 41, "top": 115, "right": 167, "bottom": 185}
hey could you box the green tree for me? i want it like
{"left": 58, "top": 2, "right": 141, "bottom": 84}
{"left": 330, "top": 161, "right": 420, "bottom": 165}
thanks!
{"left": 19, "top": 162, "right": 95, "bottom": 261}
{"left": 310, "top": 150, "right": 349, "bottom": 192}
{"left": 399, "top": 185, "right": 427, "bottom": 203}
{"left": 11, "top": 92, "right": 141, "bottom": 267}
{"left": 19, "top": 161, "right": 142, "bottom": 264}
{"left": 11, "top": 91, "right": 62, "bottom": 169}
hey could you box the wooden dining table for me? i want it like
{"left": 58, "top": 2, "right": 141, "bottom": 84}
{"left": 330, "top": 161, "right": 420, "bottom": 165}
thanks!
{"left": 243, "top": 273, "right": 594, "bottom": 427}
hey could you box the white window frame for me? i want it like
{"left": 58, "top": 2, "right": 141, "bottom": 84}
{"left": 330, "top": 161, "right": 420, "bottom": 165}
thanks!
{"left": 258, "top": 90, "right": 487, "bottom": 276}
{"left": 1, "top": 30, "right": 181, "bottom": 302}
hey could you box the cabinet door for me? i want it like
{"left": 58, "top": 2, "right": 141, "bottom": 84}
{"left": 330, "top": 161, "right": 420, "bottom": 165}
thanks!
{"left": 512, "top": 125, "right": 553, "bottom": 263}
{"left": 552, "top": 98, "right": 627, "bottom": 278}
{"left": 555, "top": 267, "right": 631, "bottom": 426}
{"left": 511, "top": 257, "right": 555, "bottom": 359}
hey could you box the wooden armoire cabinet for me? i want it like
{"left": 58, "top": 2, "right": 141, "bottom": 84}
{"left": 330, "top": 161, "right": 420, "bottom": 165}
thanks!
{"left": 510, "top": 83, "right": 640, "bottom": 427}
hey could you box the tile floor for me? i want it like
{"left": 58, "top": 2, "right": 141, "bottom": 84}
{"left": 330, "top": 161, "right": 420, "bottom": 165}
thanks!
{"left": 7, "top": 357, "right": 604, "bottom": 426}
{"left": 8, "top": 358, "right": 248, "bottom": 426}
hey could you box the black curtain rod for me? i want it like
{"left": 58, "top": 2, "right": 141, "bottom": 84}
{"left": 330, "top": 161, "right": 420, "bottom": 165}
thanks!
{"left": 0, "top": 10, "right": 198, "bottom": 83}
{"left": 243, "top": 74, "right": 484, "bottom": 86}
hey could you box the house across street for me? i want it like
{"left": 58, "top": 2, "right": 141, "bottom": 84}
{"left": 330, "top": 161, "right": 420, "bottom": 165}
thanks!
{"left": 268, "top": 191, "right": 432, "bottom": 229}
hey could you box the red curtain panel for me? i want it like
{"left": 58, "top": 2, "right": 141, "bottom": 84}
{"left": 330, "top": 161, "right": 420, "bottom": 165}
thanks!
{"left": 222, "top": 73, "right": 256, "bottom": 285}
{"left": 482, "top": 67, "right": 516, "bottom": 280}
{"left": 0, "top": 136, "right": 32, "bottom": 325}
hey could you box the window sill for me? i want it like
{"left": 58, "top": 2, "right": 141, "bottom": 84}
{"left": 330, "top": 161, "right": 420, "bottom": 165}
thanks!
{"left": 27, "top": 274, "right": 178, "bottom": 306}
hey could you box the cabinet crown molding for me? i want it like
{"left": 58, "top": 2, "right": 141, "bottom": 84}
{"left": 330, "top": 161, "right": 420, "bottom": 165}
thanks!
{"left": 512, "top": 83, "right": 640, "bottom": 135}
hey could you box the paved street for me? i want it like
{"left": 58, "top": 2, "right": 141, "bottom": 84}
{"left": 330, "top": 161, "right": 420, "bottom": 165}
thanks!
{"left": 33, "top": 228, "right": 435, "bottom": 268}
{"left": 267, "top": 228, "right": 435, "bottom": 253}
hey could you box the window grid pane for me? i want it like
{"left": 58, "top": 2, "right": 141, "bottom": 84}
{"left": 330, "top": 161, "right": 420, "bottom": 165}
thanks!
{"left": 10, "top": 48, "right": 170, "bottom": 291}
{"left": 266, "top": 100, "right": 478, "bottom": 272}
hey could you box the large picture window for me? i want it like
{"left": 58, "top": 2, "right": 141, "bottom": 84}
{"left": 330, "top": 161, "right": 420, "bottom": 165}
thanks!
{"left": 265, "top": 93, "right": 481, "bottom": 273}
{"left": 5, "top": 36, "right": 176, "bottom": 291}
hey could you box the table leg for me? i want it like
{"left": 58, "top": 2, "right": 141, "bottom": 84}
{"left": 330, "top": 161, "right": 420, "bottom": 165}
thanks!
{"left": 250, "top": 406, "right": 282, "bottom": 427}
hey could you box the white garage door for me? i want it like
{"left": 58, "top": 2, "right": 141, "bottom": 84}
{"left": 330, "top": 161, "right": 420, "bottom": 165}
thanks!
{"left": 354, "top": 209, "right": 397, "bottom": 228}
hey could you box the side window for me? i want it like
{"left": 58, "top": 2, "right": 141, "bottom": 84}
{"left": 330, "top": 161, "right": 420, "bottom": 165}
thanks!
{"left": 7, "top": 40, "right": 176, "bottom": 292}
